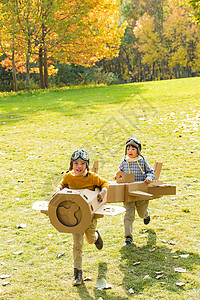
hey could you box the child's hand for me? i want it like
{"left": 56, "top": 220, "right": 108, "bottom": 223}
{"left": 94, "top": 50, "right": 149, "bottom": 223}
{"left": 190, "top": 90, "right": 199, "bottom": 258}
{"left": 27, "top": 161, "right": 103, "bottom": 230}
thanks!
{"left": 56, "top": 185, "right": 63, "bottom": 192}
{"left": 97, "top": 190, "right": 106, "bottom": 202}
{"left": 144, "top": 177, "right": 152, "bottom": 184}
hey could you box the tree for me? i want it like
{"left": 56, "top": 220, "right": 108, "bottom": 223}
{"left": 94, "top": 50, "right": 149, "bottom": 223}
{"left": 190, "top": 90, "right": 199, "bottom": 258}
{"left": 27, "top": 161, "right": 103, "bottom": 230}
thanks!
{"left": 0, "top": 0, "right": 126, "bottom": 90}
{"left": 134, "top": 13, "right": 167, "bottom": 80}
{"left": 189, "top": 0, "right": 200, "bottom": 23}
{"left": 98, "top": 0, "right": 200, "bottom": 82}
{"left": 163, "top": 2, "right": 200, "bottom": 77}
{"left": 0, "top": 1, "right": 20, "bottom": 91}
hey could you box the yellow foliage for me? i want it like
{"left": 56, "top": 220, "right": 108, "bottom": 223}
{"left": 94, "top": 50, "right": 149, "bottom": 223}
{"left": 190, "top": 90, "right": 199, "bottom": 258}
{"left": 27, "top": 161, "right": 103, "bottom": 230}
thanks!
{"left": 0, "top": 0, "right": 126, "bottom": 73}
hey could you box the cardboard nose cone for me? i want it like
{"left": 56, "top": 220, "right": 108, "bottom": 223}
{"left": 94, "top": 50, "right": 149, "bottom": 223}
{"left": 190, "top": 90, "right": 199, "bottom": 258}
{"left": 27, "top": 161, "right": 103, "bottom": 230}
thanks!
{"left": 48, "top": 188, "right": 106, "bottom": 234}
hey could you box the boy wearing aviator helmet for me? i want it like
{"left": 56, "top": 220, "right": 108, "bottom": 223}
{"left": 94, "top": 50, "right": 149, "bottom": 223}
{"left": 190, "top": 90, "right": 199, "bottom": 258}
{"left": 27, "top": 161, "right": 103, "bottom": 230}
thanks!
{"left": 116, "top": 137, "right": 155, "bottom": 246}
{"left": 57, "top": 149, "right": 109, "bottom": 285}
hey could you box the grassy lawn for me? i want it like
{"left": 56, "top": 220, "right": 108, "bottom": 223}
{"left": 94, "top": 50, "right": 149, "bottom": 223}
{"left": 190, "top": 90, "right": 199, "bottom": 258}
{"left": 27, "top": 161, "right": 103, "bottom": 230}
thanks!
{"left": 0, "top": 77, "right": 199, "bottom": 299}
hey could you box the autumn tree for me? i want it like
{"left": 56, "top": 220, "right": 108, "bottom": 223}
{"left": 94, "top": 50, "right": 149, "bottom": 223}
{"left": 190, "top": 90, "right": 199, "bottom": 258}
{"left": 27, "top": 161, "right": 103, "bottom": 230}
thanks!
{"left": 134, "top": 13, "right": 167, "bottom": 80}
{"left": 0, "top": 0, "right": 126, "bottom": 90}
{"left": 98, "top": 0, "right": 168, "bottom": 82}
{"left": 163, "top": 1, "right": 200, "bottom": 77}
{"left": 98, "top": 0, "right": 200, "bottom": 82}
{"left": 189, "top": 0, "right": 200, "bottom": 23}
{"left": 0, "top": 1, "right": 20, "bottom": 91}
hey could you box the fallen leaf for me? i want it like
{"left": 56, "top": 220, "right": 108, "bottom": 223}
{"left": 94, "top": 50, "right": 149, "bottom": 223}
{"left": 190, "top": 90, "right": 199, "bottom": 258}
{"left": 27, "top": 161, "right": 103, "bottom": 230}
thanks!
{"left": 149, "top": 248, "right": 156, "bottom": 252}
{"left": 133, "top": 262, "right": 140, "bottom": 266}
{"left": 169, "top": 241, "right": 176, "bottom": 245}
{"left": 176, "top": 282, "right": 185, "bottom": 286}
{"left": 156, "top": 274, "right": 163, "bottom": 279}
{"left": 2, "top": 281, "right": 10, "bottom": 286}
{"left": 13, "top": 251, "right": 23, "bottom": 255}
{"left": 0, "top": 274, "right": 11, "bottom": 279}
{"left": 152, "top": 215, "right": 160, "bottom": 219}
{"left": 17, "top": 179, "right": 24, "bottom": 183}
{"left": 182, "top": 208, "right": 190, "bottom": 213}
{"left": 161, "top": 239, "right": 168, "bottom": 243}
{"left": 171, "top": 247, "right": 180, "bottom": 253}
{"left": 16, "top": 224, "right": 26, "bottom": 229}
{"left": 83, "top": 276, "right": 92, "bottom": 281}
{"left": 174, "top": 267, "right": 186, "bottom": 273}
{"left": 179, "top": 254, "right": 189, "bottom": 258}
{"left": 143, "top": 275, "right": 150, "bottom": 279}
{"left": 95, "top": 278, "right": 112, "bottom": 290}
{"left": 149, "top": 245, "right": 157, "bottom": 252}
{"left": 56, "top": 252, "right": 65, "bottom": 258}
{"left": 128, "top": 288, "right": 134, "bottom": 294}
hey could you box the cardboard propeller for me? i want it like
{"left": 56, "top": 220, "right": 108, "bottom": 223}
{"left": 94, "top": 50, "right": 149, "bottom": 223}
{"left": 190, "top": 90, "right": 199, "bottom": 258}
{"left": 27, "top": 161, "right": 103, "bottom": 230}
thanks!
{"left": 32, "top": 188, "right": 125, "bottom": 234}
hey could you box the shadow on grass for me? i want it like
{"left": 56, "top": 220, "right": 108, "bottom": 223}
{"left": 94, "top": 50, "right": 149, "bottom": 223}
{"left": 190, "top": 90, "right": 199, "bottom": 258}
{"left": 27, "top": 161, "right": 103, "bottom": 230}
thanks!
{"left": 0, "top": 83, "right": 146, "bottom": 126}
{"left": 75, "top": 262, "right": 128, "bottom": 300}
{"left": 119, "top": 228, "right": 200, "bottom": 297}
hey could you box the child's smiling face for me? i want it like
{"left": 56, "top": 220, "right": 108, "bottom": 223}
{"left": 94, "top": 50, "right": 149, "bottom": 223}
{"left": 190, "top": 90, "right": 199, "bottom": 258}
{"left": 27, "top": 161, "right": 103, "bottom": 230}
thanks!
{"left": 72, "top": 159, "right": 87, "bottom": 176}
{"left": 126, "top": 145, "right": 138, "bottom": 159}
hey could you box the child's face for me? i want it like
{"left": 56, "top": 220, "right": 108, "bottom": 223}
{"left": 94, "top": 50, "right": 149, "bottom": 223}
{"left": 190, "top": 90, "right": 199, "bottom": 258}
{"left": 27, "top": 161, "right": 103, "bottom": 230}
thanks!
{"left": 126, "top": 145, "right": 138, "bottom": 158}
{"left": 72, "top": 159, "right": 87, "bottom": 176}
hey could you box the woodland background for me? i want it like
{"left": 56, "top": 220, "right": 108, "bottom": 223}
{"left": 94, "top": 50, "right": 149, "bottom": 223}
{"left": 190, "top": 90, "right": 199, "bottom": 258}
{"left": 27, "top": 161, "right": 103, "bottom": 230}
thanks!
{"left": 0, "top": 0, "right": 200, "bottom": 92}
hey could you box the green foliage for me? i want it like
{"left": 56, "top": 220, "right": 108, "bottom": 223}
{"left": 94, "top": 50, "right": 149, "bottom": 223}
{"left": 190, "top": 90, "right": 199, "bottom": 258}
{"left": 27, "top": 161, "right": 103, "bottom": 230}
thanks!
{"left": 189, "top": 0, "right": 200, "bottom": 23}
{"left": 16, "top": 78, "right": 40, "bottom": 91}
{"left": 53, "top": 64, "right": 119, "bottom": 86}
{"left": 100, "top": 0, "right": 200, "bottom": 82}
{"left": 0, "top": 78, "right": 200, "bottom": 299}
{"left": 0, "top": 66, "right": 12, "bottom": 92}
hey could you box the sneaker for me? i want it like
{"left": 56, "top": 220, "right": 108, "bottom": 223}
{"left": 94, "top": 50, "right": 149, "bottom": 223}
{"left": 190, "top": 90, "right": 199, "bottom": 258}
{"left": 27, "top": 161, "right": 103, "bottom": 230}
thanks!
{"left": 72, "top": 268, "right": 82, "bottom": 286}
{"left": 144, "top": 216, "right": 150, "bottom": 225}
{"left": 144, "top": 208, "right": 150, "bottom": 225}
{"left": 123, "top": 236, "right": 133, "bottom": 246}
{"left": 95, "top": 230, "right": 103, "bottom": 250}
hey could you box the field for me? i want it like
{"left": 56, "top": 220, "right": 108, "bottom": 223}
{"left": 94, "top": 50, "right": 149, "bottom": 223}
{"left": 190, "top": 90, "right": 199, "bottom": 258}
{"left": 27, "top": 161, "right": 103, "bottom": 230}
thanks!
{"left": 0, "top": 77, "right": 200, "bottom": 299}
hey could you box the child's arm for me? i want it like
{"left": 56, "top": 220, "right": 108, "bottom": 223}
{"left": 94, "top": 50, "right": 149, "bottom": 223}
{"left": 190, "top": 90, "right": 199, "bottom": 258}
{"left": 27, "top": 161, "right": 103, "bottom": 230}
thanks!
{"left": 97, "top": 188, "right": 107, "bottom": 202}
{"left": 56, "top": 173, "right": 69, "bottom": 192}
{"left": 93, "top": 174, "right": 109, "bottom": 202}
{"left": 114, "top": 160, "right": 125, "bottom": 179}
{"left": 143, "top": 158, "right": 155, "bottom": 183}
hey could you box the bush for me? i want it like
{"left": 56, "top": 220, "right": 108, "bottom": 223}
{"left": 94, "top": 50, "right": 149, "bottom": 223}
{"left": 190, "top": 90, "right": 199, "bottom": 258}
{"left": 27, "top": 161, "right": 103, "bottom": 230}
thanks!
{"left": 53, "top": 63, "right": 119, "bottom": 86}
{"left": 17, "top": 78, "right": 40, "bottom": 91}
{"left": 0, "top": 63, "right": 13, "bottom": 92}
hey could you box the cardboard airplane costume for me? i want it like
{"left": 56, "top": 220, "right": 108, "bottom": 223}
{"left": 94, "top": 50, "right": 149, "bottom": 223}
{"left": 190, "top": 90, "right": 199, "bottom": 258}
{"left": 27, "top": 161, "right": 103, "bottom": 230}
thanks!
{"left": 33, "top": 162, "right": 176, "bottom": 234}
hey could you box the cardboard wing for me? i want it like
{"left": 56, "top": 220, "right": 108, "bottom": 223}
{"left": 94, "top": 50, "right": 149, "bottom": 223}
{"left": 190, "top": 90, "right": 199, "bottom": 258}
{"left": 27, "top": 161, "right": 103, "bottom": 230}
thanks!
{"left": 94, "top": 204, "right": 125, "bottom": 216}
{"left": 107, "top": 180, "right": 176, "bottom": 203}
{"left": 107, "top": 166, "right": 176, "bottom": 203}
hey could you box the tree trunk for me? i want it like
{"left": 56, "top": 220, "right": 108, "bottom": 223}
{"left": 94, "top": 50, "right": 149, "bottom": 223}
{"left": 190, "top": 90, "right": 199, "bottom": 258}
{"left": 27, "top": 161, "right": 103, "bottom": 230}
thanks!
{"left": 11, "top": 47, "right": 18, "bottom": 92}
{"left": 26, "top": 47, "right": 31, "bottom": 91}
{"left": 44, "top": 46, "right": 48, "bottom": 88}
{"left": 39, "top": 46, "right": 45, "bottom": 89}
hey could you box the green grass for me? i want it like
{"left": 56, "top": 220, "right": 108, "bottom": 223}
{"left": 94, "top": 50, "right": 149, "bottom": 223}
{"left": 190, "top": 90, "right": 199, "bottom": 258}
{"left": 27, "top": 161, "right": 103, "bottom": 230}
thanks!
{"left": 0, "top": 77, "right": 200, "bottom": 299}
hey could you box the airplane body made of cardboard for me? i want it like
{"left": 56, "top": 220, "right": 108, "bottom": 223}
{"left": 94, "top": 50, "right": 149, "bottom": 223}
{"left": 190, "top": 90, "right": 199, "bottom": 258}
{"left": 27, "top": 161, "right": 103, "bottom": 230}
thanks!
{"left": 32, "top": 162, "right": 176, "bottom": 234}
